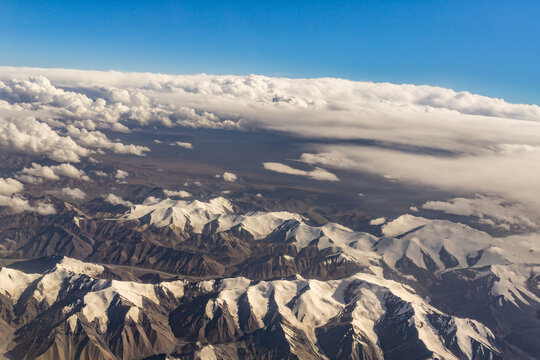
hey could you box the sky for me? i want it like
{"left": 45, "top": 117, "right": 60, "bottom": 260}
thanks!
{"left": 1, "top": 1, "right": 539, "bottom": 104}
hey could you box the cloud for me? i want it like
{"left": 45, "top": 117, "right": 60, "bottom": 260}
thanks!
{"left": 0, "top": 178, "right": 24, "bottom": 196}
{"left": 223, "top": 172, "right": 237, "bottom": 182}
{"left": 65, "top": 126, "right": 149, "bottom": 156}
{"left": 298, "top": 146, "right": 540, "bottom": 214}
{"left": 0, "top": 195, "right": 56, "bottom": 215}
{"left": 0, "top": 75, "right": 168, "bottom": 129}
{"left": 163, "top": 189, "right": 191, "bottom": 198}
{"left": 1, "top": 67, "right": 540, "bottom": 214}
{"left": 50, "top": 187, "right": 86, "bottom": 200}
{"left": 115, "top": 169, "right": 129, "bottom": 180}
{"left": 13, "top": 174, "right": 43, "bottom": 184}
{"left": 104, "top": 194, "right": 133, "bottom": 207}
{"left": 93, "top": 170, "right": 108, "bottom": 177}
{"left": 215, "top": 172, "right": 238, "bottom": 182}
{"left": 0, "top": 177, "right": 55, "bottom": 215}
{"left": 0, "top": 75, "right": 151, "bottom": 161}
{"left": 169, "top": 141, "right": 193, "bottom": 149}
{"left": 2, "top": 68, "right": 538, "bottom": 152}
{"left": 19, "top": 163, "right": 89, "bottom": 181}
{"left": 421, "top": 195, "right": 537, "bottom": 230}
{"left": 0, "top": 116, "right": 89, "bottom": 162}
{"left": 262, "top": 162, "right": 339, "bottom": 182}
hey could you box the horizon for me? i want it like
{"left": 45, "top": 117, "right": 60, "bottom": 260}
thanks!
{"left": 1, "top": 1, "right": 539, "bottom": 104}
{"left": 2, "top": 64, "right": 539, "bottom": 107}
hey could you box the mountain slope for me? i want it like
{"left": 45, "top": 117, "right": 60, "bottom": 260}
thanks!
{"left": 0, "top": 257, "right": 502, "bottom": 360}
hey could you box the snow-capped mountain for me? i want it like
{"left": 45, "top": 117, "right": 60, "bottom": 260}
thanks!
{"left": 0, "top": 196, "right": 538, "bottom": 359}
{"left": 0, "top": 256, "right": 501, "bottom": 360}
{"left": 120, "top": 196, "right": 303, "bottom": 238}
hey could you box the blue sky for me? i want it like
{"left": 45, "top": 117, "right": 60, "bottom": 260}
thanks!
{"left": 1, "top": 1, "right": 539, "bottom": 104}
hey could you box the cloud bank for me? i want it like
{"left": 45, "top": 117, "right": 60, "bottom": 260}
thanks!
{"left": 19, "top": 163, "right": 89, "bottom": 181}
{"left": 215, "top": 172, "right": 238, "bottom": 182}
{"left": 421, "top": 195, "right": 536, "bottom": 230}
{"left": 170, "top": 141, "right": 193, "bottom": 149}
{"left": 1, "top": 67, "right": 540, "bottom": 213}
{"left": 104, "top": 194, "right": 133, "bottom": 207}
{"left": 0, "top": 177, "right": 56, "bottom": 215}
{"left": 263, "top": 162, "right": 339, "bottom": 182}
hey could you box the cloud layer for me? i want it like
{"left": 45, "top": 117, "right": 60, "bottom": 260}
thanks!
{"left": 0, "top": 177, "right": 56, "bottom": 215}
{"left": 19, "top": 163, "right": 89, "bottom": 181}
{"left": 1, "top": 67, "right": 540, "bottom": 213}
{"left": 263, "top": 162, "right": 339, "bottom": 182}
{"left": 421, "top": 195, "right": 537, "bottom": 230}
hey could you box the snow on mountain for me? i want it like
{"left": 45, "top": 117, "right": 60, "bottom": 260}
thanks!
{"left": 215, "top": 211, "right": 303, "bottom": 239}
{"left": 381, "top": 214, "right": 432, "bottom": 237}
{"left": 375, "top": 218, "right": 497, "bottom": 271}
{"left": 489, "top": 263, "right": 540, "bottom": 307}
{"left": 0, "top": 256, "right": 501, "bottom": 360}
{"left": 119, "top": 198, "right": 539, "bottom": 307}
{"left": 121, "top": 196, "right": 302, "bottom": 238}
{"left": 281, "top": 221, "right": 381, "bottom": 268}
{"left": 188, "top": 272, "right": 500, "bottom": 360}
{"left": 56, "top": 256, "right": 105, "bottom": 276}
{"left": 122, "top": 197, "right": 235, "bottom": 232}
{"left": 0, "top": 267, "right": 40, "bottom": 301}
{"left": 81, "top": 279, "right": 160, "bottom": 332}
{"left": 376, "top": 214, "right": 540, "bottom": 272}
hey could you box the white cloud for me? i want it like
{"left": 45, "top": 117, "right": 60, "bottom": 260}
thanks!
{"left": 20, "top": 162, "right": 89, "bottom": 181}
{"left": 50, "top": 187, "right": 86, "bottom": 200}
{"left": 298, "top": 146, "right": 540, "bottom": 214}
{"left": 1, "top": 67, "right": 540, "bottom": 214}
{"left": 65, "top": 126, "right": 149, "bottom": 156}
{"left": 93, "top": 170, "right": 108, "bottom": 177}
{"left": 49, "top": 163, "right": 88, "bottom": 180}
{"left": 20, "top": 163, "right": 58, "bottom": 180}
{"left": 0, "top": 178, "right": 24, "bottom": 196}
{"left": 223, "top": 172, "right": 237, "bottom": 182}
{"left": 169, "top": 141, "right": 193, "bottom": 149}
{"left": 1, "top": 67, "right": 537, "bottom": 155}
{"left": 215, "top": 172, "right": 238, "bottom": 182}
{"left": 115, "top": 169, "right": 129, "bottom": 180}
{"left": 163, "top": 189, "right": 191, "bottom": 198}
{"left": 14, "top": 174, "right": 43, "bottom": 184}
{"left": 262, "top": 162, "right": 339, "bottom": 182}
{"left": 0, "top": 178, "right": 56, "bottom": 215}
{"left": 0, "top": 177, "right": 56, "bottom": 215}
{"left": 0, "top": 195, "right": 56, "bottom": 215}
{"left": 0, "top": 116, "right": 89, "bottom": 162}
{"left": 421, "top": 195, "right": 537, "bottom": 230}
{"left": 0, "top": 75, "right": 151, "bottom": 161}
{"left": 104, "top": 194, "right": 133, "bottom": 207}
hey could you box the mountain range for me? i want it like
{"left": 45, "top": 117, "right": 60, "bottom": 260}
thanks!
{"left": 0, "top": 194, "right": 537, "bottom": 359}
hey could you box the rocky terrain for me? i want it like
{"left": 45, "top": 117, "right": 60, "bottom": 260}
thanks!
{"left": 0, "top": 194, "right": 538, "bottom": 359}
